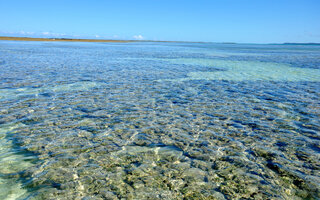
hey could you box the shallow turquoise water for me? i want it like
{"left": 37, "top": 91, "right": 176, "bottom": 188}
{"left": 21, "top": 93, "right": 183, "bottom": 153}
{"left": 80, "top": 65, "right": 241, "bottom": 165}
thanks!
{"left": 0, "top": 41, "right": 319, "bottom": 199}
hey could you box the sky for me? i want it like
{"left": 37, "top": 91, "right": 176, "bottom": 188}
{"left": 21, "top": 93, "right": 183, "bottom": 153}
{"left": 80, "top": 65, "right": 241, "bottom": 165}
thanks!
{"left": 0, "top": 0, "right": 319, "bottom": 43}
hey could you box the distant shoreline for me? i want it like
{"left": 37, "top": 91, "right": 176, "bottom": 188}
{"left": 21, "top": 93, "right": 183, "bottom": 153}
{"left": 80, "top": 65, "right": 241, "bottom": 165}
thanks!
{"left": 0, "top": 36, "right": 132, "bottom": 43}
{"left": 282, "top": 42, "right": 320, "bottom": 45}
{"left": 0, "top": 36, "right": 210, "bottom": 44}
{"left": 1, "top": 36, "right": 319, "bottom": 45}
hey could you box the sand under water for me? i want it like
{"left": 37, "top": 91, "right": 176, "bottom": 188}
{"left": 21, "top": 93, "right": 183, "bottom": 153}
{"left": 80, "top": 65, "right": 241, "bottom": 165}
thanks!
{"left": 0, "top": 41, "right": 319, "bottom": 199}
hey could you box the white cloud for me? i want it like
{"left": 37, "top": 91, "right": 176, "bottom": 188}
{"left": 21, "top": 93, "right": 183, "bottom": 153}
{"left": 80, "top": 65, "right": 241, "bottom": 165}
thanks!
{"left": 0, "top": 31, "right": 14, "bottom": 34}
{"left": 133, "top": 35, "right": 144, "bottom": 40}
{"left": 19, "top": 31, "right": 35, "bottom": 35}
{"left": 40, "top": 32, "right": 67, "bottom": 37}
{"left": 95, "top": 35, "right": 100, "bottom": 38}
{"left": 1, "top": 30, "right": 80, "bottom": 38}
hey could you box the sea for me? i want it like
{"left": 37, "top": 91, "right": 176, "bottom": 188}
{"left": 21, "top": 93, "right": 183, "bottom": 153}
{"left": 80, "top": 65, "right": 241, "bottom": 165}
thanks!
{"left": 0, "top": 40, "right": 319, "bottom": 199}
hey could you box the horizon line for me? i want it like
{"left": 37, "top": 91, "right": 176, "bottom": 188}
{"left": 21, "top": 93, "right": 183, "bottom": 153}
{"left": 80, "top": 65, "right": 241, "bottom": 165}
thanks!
{"left": 0, "top": 36, "right": 319, "bottom": 45}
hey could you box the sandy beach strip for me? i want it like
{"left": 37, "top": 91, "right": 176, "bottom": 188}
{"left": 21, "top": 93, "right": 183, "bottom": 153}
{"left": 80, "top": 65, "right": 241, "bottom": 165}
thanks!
{"left": 0, "top": 36, "right": 132, "bottom": 43}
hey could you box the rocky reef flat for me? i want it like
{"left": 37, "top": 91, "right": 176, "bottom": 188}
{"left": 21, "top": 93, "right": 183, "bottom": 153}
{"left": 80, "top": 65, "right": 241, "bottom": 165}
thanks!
{"left": 0, "top": 40, "right": 319, "bottom": 199}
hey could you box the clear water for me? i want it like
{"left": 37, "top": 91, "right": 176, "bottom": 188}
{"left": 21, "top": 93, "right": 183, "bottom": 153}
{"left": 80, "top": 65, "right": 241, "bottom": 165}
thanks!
{"left": 0, "top": 41, "right": 319, "bottom": 199}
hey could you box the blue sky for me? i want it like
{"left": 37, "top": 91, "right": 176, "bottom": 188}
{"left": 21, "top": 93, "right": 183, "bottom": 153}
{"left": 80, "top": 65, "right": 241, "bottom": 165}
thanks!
{"left": 0, "top": 0, "right": 319, "bottom": 43}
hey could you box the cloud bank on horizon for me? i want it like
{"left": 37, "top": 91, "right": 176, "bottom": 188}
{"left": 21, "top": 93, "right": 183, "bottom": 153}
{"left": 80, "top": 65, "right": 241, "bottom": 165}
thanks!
{"left": 0, "top": 31, "right": 123, "bottom": 40}
{"left": 133, "top": 35, "right": 144, "bottom": 40}
{"left": 3, "top": 31, "right": 147, "bottom": 41}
